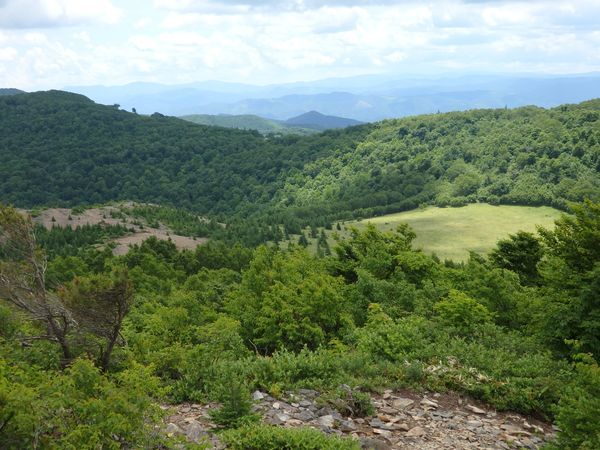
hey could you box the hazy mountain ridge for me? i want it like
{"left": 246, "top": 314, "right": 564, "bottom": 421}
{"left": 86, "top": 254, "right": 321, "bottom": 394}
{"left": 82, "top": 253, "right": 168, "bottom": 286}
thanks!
{"left": 180, "top": 113, "right": 318, "bottom": 135}
{"left": 65, "top": 73, "right": 600, "bottom": 120}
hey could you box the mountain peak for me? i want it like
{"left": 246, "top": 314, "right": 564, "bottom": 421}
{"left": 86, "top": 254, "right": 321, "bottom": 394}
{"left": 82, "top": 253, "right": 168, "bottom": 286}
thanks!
{"left": 284, "top": 110, "right": 363, "bottom": 130}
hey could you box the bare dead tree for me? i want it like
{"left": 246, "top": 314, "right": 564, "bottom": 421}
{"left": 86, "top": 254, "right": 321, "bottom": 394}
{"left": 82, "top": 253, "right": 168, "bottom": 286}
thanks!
{"left": 1, "top": 205, "right": 133, "bottom": 371}
{"left": 0, "top": 205, "right": 75, "bottom": 365}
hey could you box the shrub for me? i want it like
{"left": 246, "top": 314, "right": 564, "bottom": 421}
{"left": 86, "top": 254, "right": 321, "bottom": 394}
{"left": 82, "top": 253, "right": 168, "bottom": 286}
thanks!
{"left": 221, "top": 424, "right": 360, "bottom": 450}
{"left": 323, "top": 385, "right": 375, "bottom": 418}
{"left": 210, "top": 377, "right": 259, "bottom": 429}
{"left": 434, "top": 290, "right": 492, "bottom": 334}
{"left": 0, "top": 358, "right": 172, "bottom": 449}
{"left": 548, "top": 354, "right": 600, "bottom": 449}
{"left": 356, "top": 303, "right": 431, "bottom": 362}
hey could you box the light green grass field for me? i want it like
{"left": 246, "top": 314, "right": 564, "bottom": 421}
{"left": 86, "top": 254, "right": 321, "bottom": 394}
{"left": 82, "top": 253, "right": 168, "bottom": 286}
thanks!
{"left": 287, "top": 204, "right": 563, "bottom": 262}
{"left": 345, "top": 204, "right": 562, "bottom": 261}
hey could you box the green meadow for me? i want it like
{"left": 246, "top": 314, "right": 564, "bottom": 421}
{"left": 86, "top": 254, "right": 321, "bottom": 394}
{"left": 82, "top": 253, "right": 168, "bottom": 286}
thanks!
{"left": 346, "top": 204, "right": 562, "bottom": 261}
{"left": 290, "top": 204, "right": 563, "bottom": 262}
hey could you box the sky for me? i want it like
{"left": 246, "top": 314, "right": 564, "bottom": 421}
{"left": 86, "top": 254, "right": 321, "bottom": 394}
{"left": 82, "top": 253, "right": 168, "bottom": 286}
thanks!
{"left": 0, "top": 0, "right": 599, "bottom": 90}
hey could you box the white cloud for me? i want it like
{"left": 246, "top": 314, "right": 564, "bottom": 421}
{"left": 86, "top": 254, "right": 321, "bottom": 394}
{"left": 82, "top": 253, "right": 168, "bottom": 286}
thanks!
{"left": 0, "top": 46, "right": 17, "bottom": 61}
{"left": 0, "top": 0, "right": 122, "bottom": 28}
{"left": 2, "top": 0, "right": 600, "bottom": 90}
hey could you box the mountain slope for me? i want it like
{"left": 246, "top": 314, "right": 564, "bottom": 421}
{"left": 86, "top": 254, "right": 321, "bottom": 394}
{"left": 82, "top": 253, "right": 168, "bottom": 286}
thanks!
{"left": 179, "top": 113, "right": 317, "bottom": 135}
{"left": 284, "top": 111, "right": 363, "bottom": 130}
{"left": 0, "top": 88, "right": 24, "bottom": 96}
{"left": 1, "top": 90, "right": 599, "bottom": 226}
{"left": 0, "top": 90, "right": 371, "bottom": 217}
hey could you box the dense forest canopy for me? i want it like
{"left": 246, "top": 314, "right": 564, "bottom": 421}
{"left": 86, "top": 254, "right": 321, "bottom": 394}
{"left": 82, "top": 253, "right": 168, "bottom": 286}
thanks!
{"left": 1, "top": 200, "right": 600, "bottom": 448}
{"left": 1, "top": 91, "right": 599, "bottom": 228}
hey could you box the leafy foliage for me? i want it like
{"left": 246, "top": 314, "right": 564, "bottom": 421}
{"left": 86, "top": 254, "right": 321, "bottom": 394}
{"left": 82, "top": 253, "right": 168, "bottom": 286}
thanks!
{"left": 221, "top": 424, "right": 361, "bottom": 450}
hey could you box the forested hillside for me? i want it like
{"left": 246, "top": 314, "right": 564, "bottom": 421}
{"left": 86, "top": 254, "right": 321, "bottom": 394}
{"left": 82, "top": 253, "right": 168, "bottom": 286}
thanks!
{"left": 2, "top": 90, "right": 600, "bottom": 449}
{"left": 180, "top": 113, "right": 318, "bottom": 135}
{"left": 1, "top": 91, "right": 599, "bottom": 229}
{"left": 1, "top": 201, "right": 599, "bottom": 448}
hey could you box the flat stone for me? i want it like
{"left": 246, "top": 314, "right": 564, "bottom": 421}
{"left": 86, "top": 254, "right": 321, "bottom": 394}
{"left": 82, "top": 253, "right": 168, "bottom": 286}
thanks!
{"left": 298, "top": 389, "right": 319, "bottom": 398}
{"left": 318, "top": 414, "right": 335, "bottom": 428}
{"left": 380, "top": 406, "right": 397, "bottom": 414}
{"left": 286, "top": 419, "right": 304, "bottom": 426}
{"left": 252, "top": 390, "right": 265, "bottom": 401}
{"left": 294, "top": 410, "right": 315, "bottom": 421}
{"left": 165, "top": 423, "right": 182, "bottom": 436}
{"left": 394, "top": 422, "right": 410, "bottom": 432}
{"left": 466, "top": 404, "right": 486, "bottom": 414}
{"left": 360, "top": 437, "right": 391, "bottom": 450}
{"left": 392, "top": 398, "right": 414, "bottom": 409}
{"left": 272, "top": 402, "right": 281, "bottom": 409}
{"left": 466, "top": 420, "right": 483, "bottom": 427}
{"left": 276, "top": 413, "right": 290, "bottom": 422}
{"left": 185, "top": 421, "right": 206, "bottom": 443}
{"left": 340, "top": 420, "right": 357, "bottom": 432}
{"left": 406, "top": 426, "right": 426, "bottom": 437}
{"left": 369, "top": 418, "right": 386, "bottom": 428}
{"left": 373, "top": 428, "right": 392, "bottom": 438}
{"left": 299, "top": 400, "right": 312, "bottom": 407}
{"left": 420, "top": 398, "right": 439, "bottom": 409}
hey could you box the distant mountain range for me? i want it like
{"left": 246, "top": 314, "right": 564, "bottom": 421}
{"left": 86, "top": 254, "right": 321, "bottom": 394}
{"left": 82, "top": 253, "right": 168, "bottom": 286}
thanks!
{"left": 64, "top": 73, "right": 600, "bottom": 121}
{"left": 180, "top": 111, "right": 362, "bottom": 134}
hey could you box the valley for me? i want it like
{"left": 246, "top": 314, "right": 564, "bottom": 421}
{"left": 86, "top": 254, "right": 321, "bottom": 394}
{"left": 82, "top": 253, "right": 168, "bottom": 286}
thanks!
{"left": 1, "top": 89, "right": 599, "bottom": 450}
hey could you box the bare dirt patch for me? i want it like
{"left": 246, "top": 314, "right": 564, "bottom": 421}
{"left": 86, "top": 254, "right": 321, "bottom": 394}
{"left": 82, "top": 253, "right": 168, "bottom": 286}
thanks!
{"left": 31, "top": 204, "right": 208, "bottom": 255}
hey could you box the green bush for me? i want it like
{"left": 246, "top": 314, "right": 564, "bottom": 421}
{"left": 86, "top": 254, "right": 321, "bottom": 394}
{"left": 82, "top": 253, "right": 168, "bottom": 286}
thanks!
{"left": 221, "top": 424, "right": 360, "bottom": 449}
{"left": 548, "top": 354, "right": 600, "bottom": 449}
{"left": 0, "top": 358, "right": 172, "bottom": 449}
{"left": 209, "top": 377, "right": 259, "bottom": 428}
{"left": 323, "top": 386, "right": 375, "bottom": 418}
{"left": 356, "top": 303, "right": 431, "bottom": 362}
{"left": 434, "top": 290, "right": 492, "bottom": 334}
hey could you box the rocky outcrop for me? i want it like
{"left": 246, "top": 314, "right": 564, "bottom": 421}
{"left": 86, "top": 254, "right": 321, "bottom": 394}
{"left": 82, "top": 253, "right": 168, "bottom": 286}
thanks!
{"left": 164, "top": 388, "right": 555, "bottom": 449}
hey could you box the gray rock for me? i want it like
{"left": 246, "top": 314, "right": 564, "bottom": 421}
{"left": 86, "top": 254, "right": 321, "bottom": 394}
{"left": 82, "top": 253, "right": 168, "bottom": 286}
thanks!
{"left": 392, "top": 398, "right": 414, "bottom": 409}
{"left": 340, "top": 420, "right": 357, "bottom": 432}
{"left": 165, "top": 423, "right": 182, "bottom": 435}
{"left": 252, "top": 390, "right": 265, "bottom": 401}
{"left": 467, "top": 420, "right": 483, "bottom": 427}
{"left": 406, "top": 426, "right": 426, "bottom": 437}
{"left": 369, "top": 418, "right": 386, "bottom": 428}
{"left": 394, "top": 422, "right": 410, "bottom": 431}
{"left": 466, "top": 404, "right": 486, "bottom": 414}
{"left": 420, "top": 398, "right": 439, "bottom": 409}
{"left": 266, "top": 415, "right": 285, "bottom": 425}
{"left": 298, "top": 389, "right": 319, "bottom": 398}
{"left": 294, "top": 409, "right": 315, "bottom": 421}
{"left": 185, "top": 421, "right": 206, "bottom": 443}
{"left": 373, "top": 428, "right": 392, "bottom": 438}
{"left": 276, "top": 413, "right": 290, "bottom": 422}
{"left": 360, "top": 437, "right": 391, "bottom": 450}
{"left": 318, "top": 414, "right": 335, "bottom": 428}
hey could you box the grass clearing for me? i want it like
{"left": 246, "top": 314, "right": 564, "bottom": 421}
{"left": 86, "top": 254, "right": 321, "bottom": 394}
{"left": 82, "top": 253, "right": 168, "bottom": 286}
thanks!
{"left": 285, "top": 204, "right": 563, "bottom": 262}
{"left": 346, "top": 204, "right": 562, "bottom": 261}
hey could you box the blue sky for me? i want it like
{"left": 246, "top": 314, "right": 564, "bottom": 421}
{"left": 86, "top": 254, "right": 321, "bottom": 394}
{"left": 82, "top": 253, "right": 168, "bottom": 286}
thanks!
{"left": 1, "top": 0, "right": 599, "bottom": 90}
